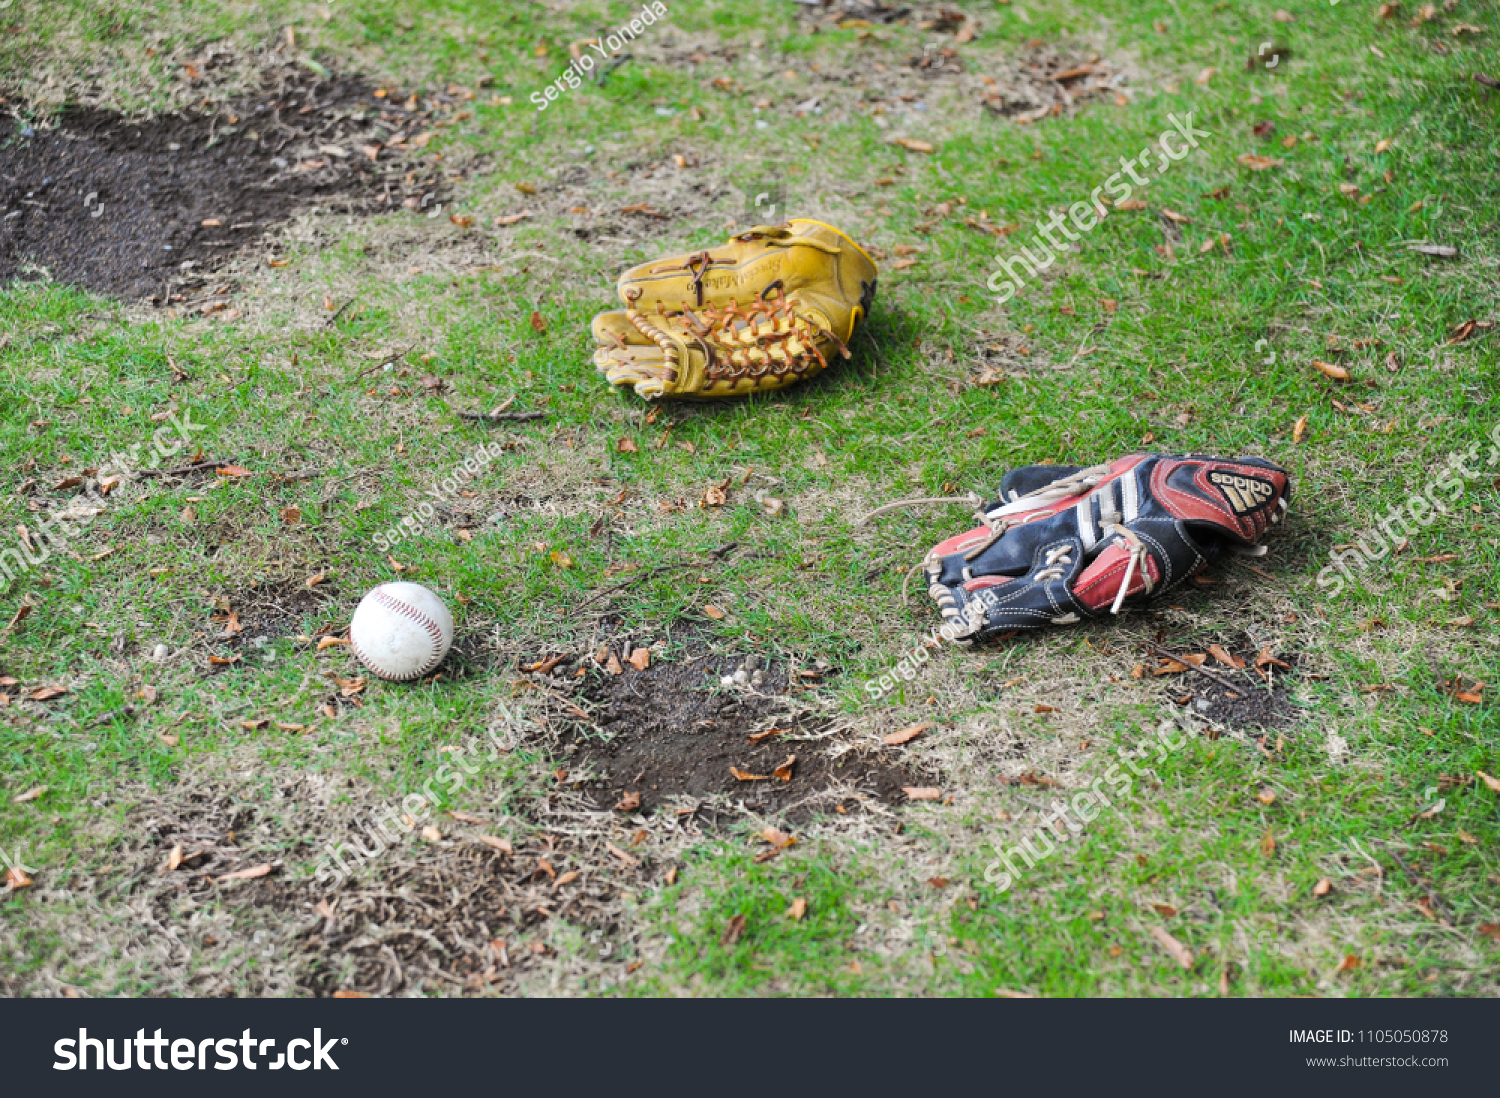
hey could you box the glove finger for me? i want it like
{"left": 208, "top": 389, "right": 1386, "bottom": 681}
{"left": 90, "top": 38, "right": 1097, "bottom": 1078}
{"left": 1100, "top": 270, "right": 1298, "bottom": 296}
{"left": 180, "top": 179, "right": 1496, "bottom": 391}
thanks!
{"left": 997, "top": 463, "right": 1089, "bottom": 503}
{"left": 591, "top": 309, "right": 656, "bottom": 349}
{"left": 593, "top": 343, "right": 678, "bottom": 400}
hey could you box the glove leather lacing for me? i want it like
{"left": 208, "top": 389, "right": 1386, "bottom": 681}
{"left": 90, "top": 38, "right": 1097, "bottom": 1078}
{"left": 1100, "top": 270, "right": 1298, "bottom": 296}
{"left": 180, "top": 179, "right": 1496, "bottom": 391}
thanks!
{"left": 625, "top": 285, "right": 849, "bottom": 384}
{"left": 1100, "top": 524, "right": 1153, "bottom": 614}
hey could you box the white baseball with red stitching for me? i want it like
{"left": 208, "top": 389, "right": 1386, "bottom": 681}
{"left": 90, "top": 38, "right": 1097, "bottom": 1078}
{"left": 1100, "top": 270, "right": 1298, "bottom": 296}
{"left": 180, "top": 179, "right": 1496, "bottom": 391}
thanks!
{"left": 349, "top": 582, "right": 454, "bottom": 681}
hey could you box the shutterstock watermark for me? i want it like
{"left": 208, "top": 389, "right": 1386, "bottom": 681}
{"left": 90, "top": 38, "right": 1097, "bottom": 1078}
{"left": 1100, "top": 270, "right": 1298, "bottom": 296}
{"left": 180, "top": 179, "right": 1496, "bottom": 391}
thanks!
{"left": 0, "top": 408, "right": 206, "bottom": 587}
{"left": 1316, "top": 423, "right": 1500, "bottom": 598}
{"left": 54, "top": 1029, "right": 343, "bottom": 1071}
{"left": 983, "top": 720, "right": 1188, "bottom": 891}
{"left": 372, "top": 438, "right": 508, "bottom": 553}
{"left": 986, "top": 112, "right": 1212, "bottom": 304}
{"left": 313, "top": 722, "right": 514, "bottom": 891}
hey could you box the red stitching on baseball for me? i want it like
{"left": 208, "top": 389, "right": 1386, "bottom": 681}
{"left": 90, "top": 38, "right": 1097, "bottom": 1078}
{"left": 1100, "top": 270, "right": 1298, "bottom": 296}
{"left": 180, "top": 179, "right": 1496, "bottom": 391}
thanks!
{"left": 356, "top": 589, "right": 447, "bottom": 679}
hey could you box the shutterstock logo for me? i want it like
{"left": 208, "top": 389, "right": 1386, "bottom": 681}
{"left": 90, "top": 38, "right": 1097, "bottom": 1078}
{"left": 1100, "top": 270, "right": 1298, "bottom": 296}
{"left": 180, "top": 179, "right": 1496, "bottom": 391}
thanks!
{"left": 54, "top": 1029, "right": 344, "bottom": 1071}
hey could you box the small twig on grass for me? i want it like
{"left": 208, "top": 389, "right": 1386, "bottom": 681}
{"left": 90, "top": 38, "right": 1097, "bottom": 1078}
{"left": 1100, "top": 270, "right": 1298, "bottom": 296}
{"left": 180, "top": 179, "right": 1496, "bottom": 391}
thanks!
{"left": 325, "top": 292, "right": 366, "bottom": 328}
{"left": 570, "top": 562, "right": 696, "bottom": 614}
{"left": 1376, "top": 840, "right": 1455, "bottom": 927}
{"left": 1232, "top": 559, "right": 1278, "bottom": 583}
{"left": 1146, "top": 643, "right": 1244, "bottom": 694}
{"left": 354, "top": 343, "right": 416, "bottom": 380}
{"left": 571, "top": 542, "right": 738, "bottom": 614}
{"left": 135, "top": 459, "right": 235, "bottom": 480}
{"left": 596, "top": 52, "right": 633, "bottom": 86}
{"left": 89, "top": 706, "right": 137, "bottom": 728}
{"left": 457, "top": 409, "right": 547, "bottom": 424}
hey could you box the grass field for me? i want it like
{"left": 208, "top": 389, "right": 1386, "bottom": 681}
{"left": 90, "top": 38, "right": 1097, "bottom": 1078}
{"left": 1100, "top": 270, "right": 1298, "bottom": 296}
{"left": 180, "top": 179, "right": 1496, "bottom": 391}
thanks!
{"left": 1, "top": 0, "right": 1497, "bottom": 997}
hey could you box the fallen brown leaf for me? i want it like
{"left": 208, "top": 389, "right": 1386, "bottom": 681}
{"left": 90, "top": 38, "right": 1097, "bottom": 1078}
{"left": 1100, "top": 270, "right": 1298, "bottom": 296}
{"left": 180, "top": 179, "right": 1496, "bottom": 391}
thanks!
{"left": 215, "top": 863, "right": 273, "bottom": 882}
{"left": 477, "top": 835, "right": 513, "bottom": 855}
{"left": 614, "top": 791, "right": 641, "bottom": 812}
{"left": 1236, "top": 153, "right": 1282, "bottom": 171}
{"left": 1476, "top": 770, "right": 1500, "bottom": 794}
{"left": 12, "top": 786, "right": 46, "bottom": 803}
{"left": 772, "top": 755, "right": 796, "bottom": 782}
{"left": 883, "top": 722, "right": 932, "bottom": 746}
{"left": 1313, "top": 359, "right": 1352, "bottom": 381}
{"left": 787, "top": 897, "right": 808, "bottom": 921}
{"left": 1207, "top": 644, "right": 1245, "bottom": 669}
{"left": 627, "top": 648, "right": 650, "bottom": 671}
{"left": 1314, "top": 878, "right": 1332, "bottom": 897}
{"left": 1254, "top": 647, "right": 1291, "bottom": 671}
{"left": 1259, "top": 829, "right": 1277, "bottom": 857}
{"left": 1150, "top": 925, "right": 1194, "bottom": 969}
{"left": 731, "top": 766, "right": 769, "bottom": 782}
{"left": 5, "top": 865, "right": 33, "bottom": 889}
{"left": 904, "top": 786, "right": 943, "bottom": 801}
{"left": 759, "top": 827, "right": 797, "bottom": 850}
{"left": 720, "top": 913, "right": 748, "bottom": 945}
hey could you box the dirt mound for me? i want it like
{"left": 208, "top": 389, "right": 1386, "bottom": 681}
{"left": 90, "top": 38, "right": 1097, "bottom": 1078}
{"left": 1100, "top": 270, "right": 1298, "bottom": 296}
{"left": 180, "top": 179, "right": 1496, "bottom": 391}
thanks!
{"left": 0, "top": 65, "right": 461, "bottom": 301}
{"left": 1152, "top": 639, "right": 1304, "bottom": 733}
{"left": 537, "top": 630, "right": 927, "bottom": 820}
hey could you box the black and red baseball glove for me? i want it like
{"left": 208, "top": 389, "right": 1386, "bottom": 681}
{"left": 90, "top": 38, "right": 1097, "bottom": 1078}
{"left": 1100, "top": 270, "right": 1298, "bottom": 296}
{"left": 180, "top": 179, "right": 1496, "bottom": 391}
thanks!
{"left": 917, "top": 453, "right": 1291, "bottom": 642}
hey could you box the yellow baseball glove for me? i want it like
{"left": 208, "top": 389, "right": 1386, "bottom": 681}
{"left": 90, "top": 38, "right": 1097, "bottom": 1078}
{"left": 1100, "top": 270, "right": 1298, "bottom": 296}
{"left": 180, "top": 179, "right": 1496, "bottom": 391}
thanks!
{"left": 591, "top": 219, "right": 878, "bottom": 399}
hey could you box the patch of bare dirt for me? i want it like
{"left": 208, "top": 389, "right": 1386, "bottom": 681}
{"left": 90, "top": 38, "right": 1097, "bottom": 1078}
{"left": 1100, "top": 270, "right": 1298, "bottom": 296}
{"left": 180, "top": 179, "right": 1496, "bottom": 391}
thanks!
{"left": 0, "top": 63, "right": 471, "bottom": 301}
{"left": 1148, "top": 638, "right": 1304, "bottom": 733}
{"left": 531, "top": 628, "right": 929, "bottom": 822}
{"left": 213, "top": 581, "right": 338, "bottom": 641}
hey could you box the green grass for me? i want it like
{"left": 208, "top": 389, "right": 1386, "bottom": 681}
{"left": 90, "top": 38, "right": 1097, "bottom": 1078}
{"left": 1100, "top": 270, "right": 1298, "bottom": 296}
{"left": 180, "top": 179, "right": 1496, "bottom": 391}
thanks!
{"left": 1, "top": 0, "right": 1497, "bottom": 996}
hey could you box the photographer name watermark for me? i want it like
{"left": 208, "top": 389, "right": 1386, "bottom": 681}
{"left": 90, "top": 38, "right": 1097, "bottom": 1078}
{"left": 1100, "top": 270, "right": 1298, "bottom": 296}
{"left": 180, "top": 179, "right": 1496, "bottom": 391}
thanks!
{"left": 531, "top": 2, "right": 670, "bottom": 112}
{"left": 372, "top": 438, "right": 508, "bottom": 553}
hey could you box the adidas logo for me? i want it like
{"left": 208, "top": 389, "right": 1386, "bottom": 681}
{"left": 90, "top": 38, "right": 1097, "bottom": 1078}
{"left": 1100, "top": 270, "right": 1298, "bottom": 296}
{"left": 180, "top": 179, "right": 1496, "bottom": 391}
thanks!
{"left": 1209, "top": 471, "right": 1274, "bottom": 515}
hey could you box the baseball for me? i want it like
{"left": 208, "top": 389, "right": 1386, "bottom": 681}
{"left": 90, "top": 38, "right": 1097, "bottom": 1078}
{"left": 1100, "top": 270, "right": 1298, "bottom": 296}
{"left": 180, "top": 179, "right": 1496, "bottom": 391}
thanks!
{"left": 349, "top": 582, "right": 454, "bottom": 682}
